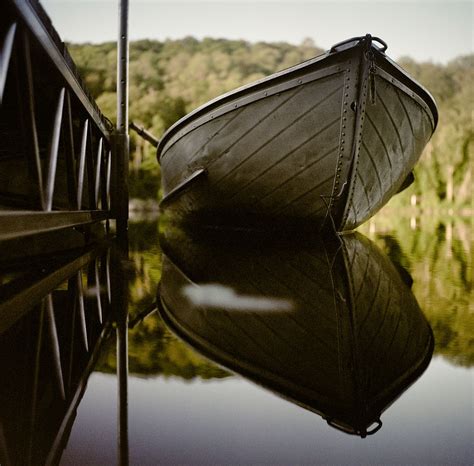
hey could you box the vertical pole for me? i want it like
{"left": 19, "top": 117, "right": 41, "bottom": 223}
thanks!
{"left": 77, "top": 120, "right": 89, "bottom": 210}
{"left": 112, "top": 243, "right": 129, "bottom": 466}
{"left": 45, "top": 88, "right": 66, "bottom": 212}
{"left": 65, "top": 91, "right": 78, "bottom": 209}
{"left": 27, "top": 303, "right": 45, "bottom": 465}
{"left": 22, "top": 30, "right": 45, "bottom": 210}
{"left": 0, "top": 22, "right": 17, "bottom": 104}
{"left": 94, "top": 137, "right": 104, "bottom": 208}
{"left": 116, "top": 3, "right": 130, "bottom": 462}
{"left": 116, "top": 0, "right": 129, "bottom": 235}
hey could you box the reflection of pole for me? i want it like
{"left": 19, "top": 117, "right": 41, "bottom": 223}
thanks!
{"left": 46, "top": 294, "right": 66, "bottom": 400}
{"left": 117, "top": 296, "right": 129, "bottom": 466}
{"left": 116, "top": 0, "right": 129, "bottom": 236}
{"left": 76, "top": 272, "right": 89, "bottom": 351}
{"left": 113, "top": 240, "right": 129, "bottom": 466}
{"left": 27, "top": 303, "right": 45, "bottom": 465}
{"left": 95, "top": 259, "right": 103, "bottom": 324}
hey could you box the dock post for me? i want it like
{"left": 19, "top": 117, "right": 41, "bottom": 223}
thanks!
{"left": 116, "top": 0, "right": 130, "bottom": 236}
{"left": 112, "top": 241, "right": 129, "bottom": 466}
{"left": 115, "top": 3, "right": 130, "bottom": 464}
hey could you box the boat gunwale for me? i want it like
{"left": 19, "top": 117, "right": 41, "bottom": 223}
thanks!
{"left": 157, "top": 38, "right": 438, "bottom": 162}
{"left": 157, "top": 48, "right": 334, "bottom": 160}
{"left": 375, "top": 67, "right": 436, "bottom": 128}
{"left": 376, "top": 52, "right": 439, "bottom": 129}
{"left": 159, "top": 63, "right": 346, "bottom": 159}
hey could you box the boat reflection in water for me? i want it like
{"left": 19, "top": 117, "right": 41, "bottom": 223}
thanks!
{"left": 158, "top": 228, "right": 434, "bottom": 438}
{"left": 0, "top": 244, "right": 126, "bottom": 465}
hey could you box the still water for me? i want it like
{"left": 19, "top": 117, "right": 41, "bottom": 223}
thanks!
{"left": 0, "top": 215, "right": 472, "bottom": 465}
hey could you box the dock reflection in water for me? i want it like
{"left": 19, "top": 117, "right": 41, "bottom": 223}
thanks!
{"left": 0, "top": 243, "right": 125, "bottom": 465}
{"left": 158, "top": 229, "right": 434, "bottom": 437}
{"left": 0, "top": 224, "right": 446, "bottom": 464}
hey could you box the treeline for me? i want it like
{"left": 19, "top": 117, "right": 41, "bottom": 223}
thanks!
{"left": 68, "top": 37, "right": 472, "bottom": 208}
{"left": 95, "top": 219, "right": 231, "bottom": 379}
{"left": 395, "top": 56, "right": 473, "bottom": 210}
{"left": 68, "top": 37, "right": 323, "bottom": 199}
{"left": 96, "top": 217, "right": 472, "bottom": 378}
{"left": 360, "top": 217, "right": 473, "bottom": 367}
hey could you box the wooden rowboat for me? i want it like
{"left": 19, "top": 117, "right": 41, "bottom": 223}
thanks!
{"left": 158, "top": 229, "right": 434, "bottom": 436}
{"left": 157, "top": 34, "right": 438, "bottom": 231}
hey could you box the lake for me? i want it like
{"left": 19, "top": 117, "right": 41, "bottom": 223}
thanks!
{"left": 0, "top": 213, "right": 471, "bottom": 465}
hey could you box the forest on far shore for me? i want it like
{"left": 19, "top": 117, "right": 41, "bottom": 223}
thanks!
{"left": 64, "top": 39, "right": 472, "bottom": 375}
{"left": 68, "top": 37, "right": 473, "bottom": 212}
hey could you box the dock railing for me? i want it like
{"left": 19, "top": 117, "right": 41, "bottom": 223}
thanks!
{"left": 0, "top": 0, "right": 128, "bottom": 259}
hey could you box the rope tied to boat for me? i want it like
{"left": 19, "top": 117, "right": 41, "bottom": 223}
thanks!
{"left": 368, "top": 53, "right": 377, "bottom": 105}
{"left": 364, "top": 35, "right": 377, "bottom": 105}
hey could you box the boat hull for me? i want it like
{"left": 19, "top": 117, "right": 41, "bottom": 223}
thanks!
{"left": 157, "top": 229, "right": 434, "bottom": 436}
{"left": 158, "top": 36, "right": 437, "bottom": 231}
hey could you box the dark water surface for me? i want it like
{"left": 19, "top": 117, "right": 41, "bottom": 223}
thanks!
{"left": 0, "top": 216, "right": 472, "bottom": 465}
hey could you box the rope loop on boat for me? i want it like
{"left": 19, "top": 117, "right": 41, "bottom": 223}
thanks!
{"left": 329, "top": 34, "right": 388, "bottom": 54}
{"left": 365, "top": 418, "right": 383, "bottom": 436}
{"left": 372, "top": 36, "right": 388, "bottom": 52}
{"left": 326, "top": 417, "right": 383, "bottom": 437}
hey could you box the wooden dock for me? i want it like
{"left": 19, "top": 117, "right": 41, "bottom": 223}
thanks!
{"left": 0, "top": 3, "right": 131, "bottom": 463}
{"left": 0, "top": 0, "right": 129, "bottom": 261}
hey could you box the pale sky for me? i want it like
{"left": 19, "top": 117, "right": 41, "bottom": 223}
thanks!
{"left": 41, "top": 1, "right": 473, "bottom": 63}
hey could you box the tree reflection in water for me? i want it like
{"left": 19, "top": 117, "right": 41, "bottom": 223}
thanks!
{"left": 0, "top": 216, "right": 470, "bottom": 464}
{"left": 157, "top": 226, "right": 434, "bottom": 437}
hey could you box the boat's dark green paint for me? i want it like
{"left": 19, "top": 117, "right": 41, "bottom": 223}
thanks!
{"left": 157, "top": 35, "right": 437, "bottom": 232}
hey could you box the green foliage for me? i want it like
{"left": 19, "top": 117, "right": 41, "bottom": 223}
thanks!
{"left": 95, "top": 220, "right": 230, "bottom": 379}
{"left": 99, "top": 217, "right": 473, "bottom": 376}
{"left": 68, "top": 38, "right": 471, "bottom": 372}
{"left": 359, "top": 216, "right": 473, "bottom": 367}
{"left": 68, "top": 39, "right": 472, "bottom": 208}
{"left": 398, "top": 55, "right": 473, "bottom": 210}
{"left": 68, "top": 37, "right": 323, "bottom": 200}
{"left": 68, "top": 42, "right": 117, "bottom": 98}
{"left": 97, "top": 312, "right": 230, "bottom": 379}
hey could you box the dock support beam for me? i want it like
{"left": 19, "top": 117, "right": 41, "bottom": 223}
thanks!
{"left": 116, "top": 0, "right": 130, "bottom": 236}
